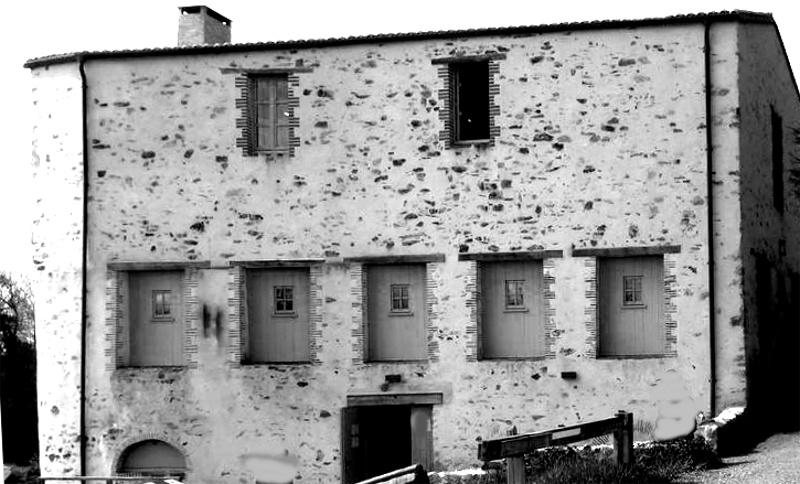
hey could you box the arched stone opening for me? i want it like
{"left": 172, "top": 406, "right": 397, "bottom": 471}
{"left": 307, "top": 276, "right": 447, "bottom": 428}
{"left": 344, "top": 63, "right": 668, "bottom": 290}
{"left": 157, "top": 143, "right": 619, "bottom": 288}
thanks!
{"left": 116, "top": 440, "right": 187, "bottom": 479}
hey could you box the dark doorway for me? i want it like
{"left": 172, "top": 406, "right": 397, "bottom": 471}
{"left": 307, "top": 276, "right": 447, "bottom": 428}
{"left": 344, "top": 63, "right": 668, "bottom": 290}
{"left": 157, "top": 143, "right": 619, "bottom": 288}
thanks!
{"left": 361, "top": 406, "right": 411, "bottom": 478}
{"left": 342, "top": 404, "right": 433, "bottom": 484}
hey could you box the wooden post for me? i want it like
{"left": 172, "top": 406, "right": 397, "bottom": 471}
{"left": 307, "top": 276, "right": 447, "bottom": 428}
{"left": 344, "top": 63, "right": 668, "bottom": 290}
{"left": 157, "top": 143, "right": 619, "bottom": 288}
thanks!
{"left": 506, "top": 456, "right": 526, "bottom": 484}
{"left": 613, "top": 410, "right": 634, "bottom": 466}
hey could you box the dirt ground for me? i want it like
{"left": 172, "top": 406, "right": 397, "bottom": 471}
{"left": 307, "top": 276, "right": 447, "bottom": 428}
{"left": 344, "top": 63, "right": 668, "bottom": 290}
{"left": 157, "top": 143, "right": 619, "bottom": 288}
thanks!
{"left": 681, "top": 432, "right": 800, "bottom": 484}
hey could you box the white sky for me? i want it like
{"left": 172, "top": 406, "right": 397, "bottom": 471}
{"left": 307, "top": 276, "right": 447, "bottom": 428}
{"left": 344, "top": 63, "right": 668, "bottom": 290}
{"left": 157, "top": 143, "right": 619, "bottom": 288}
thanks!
{"left": 2, "top": 0, "right": 799, "bottom": 280}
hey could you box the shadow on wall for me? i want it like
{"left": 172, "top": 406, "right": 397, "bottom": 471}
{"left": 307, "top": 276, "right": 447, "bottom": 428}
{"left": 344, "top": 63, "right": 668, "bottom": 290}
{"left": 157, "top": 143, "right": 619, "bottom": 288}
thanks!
{"left": 750, "top": 257, "right": 800, "bottom": 436}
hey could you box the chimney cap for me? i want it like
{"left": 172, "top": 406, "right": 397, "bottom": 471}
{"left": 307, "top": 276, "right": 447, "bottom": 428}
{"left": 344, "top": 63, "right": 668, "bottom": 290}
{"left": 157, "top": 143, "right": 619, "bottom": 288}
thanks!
{"left": 179, "top": 5, "right": 232, "bottom": 26}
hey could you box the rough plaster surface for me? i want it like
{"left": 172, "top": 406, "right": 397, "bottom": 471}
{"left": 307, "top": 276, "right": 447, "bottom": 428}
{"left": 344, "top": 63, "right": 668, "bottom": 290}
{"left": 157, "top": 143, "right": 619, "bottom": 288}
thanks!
{"left": 28, "top": 21, "right": 783, "bottom": 483}
{"left": 30, "top": 63, "right": 85, "bottom": 476}
{"left": 707, "top": 23, "right": 746, "bottom": 411}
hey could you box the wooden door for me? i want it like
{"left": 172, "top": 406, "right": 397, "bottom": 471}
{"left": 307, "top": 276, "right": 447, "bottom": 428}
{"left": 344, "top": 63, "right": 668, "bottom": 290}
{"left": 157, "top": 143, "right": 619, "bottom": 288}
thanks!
{"left": 247, "top": 268, "right": 310, "bottom": 363}
{"left": 129, "top": 271, "right": 183, "bottom": 367}
{"left": 367, "top": 264, "right": 426, "bottom": 361}
{"left": 481, "top": 261, "right": 544, "bottom": 358}
{"left": 341, "top": 407, "right": 361, "bottom": 484}
{"left": 410, "top": 406, "right": 433, "bottom": 470}
{"left": 599, "top": 257, "right": 664, "bottom": 356}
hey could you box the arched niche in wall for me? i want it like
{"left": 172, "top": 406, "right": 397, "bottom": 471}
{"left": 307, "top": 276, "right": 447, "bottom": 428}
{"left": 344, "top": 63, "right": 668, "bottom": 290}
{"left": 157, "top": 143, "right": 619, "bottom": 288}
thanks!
{"left": 117, "top": 439, "right": 187, "bottom": 478}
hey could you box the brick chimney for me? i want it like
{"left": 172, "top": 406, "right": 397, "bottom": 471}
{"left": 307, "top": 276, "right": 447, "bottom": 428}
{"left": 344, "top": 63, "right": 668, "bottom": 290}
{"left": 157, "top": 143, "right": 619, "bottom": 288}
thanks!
{"left": 178, "top": 6, "right": 231, "bottom": 46}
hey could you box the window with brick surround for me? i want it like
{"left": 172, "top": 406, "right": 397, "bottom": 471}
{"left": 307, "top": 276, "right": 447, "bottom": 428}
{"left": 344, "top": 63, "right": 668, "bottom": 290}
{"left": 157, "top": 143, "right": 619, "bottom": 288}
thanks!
{"left": 481, "top": 261, "right": 546, "bottom": 358}
{"left": 598, "top": 256, "right": 665, "bottom": 357}
{"left": 433, "top": 54, "right": 503, "bottom": 148}
{"left": 451, "top": 61, "right": 490, "bottom": 142}
{"left": 252, "top": 75, "right": 291, "bottom": 154}
{"left": 228, "top": 67, "right": 306, "bottom": 158}
{"left": 106, "top": 263, "right": 206, "bottom": 370}
{"left": 246, "top": 267, "right": 310, "bottom": 363}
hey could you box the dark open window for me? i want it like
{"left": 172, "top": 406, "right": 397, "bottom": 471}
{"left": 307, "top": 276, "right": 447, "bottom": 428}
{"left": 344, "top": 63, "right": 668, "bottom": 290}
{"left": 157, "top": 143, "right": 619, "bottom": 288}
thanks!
{"left": 451, "top": 61, "right": 490, "bottom": 142}
{"left": 772, "top": 106, "right": 784, "bottom": 214}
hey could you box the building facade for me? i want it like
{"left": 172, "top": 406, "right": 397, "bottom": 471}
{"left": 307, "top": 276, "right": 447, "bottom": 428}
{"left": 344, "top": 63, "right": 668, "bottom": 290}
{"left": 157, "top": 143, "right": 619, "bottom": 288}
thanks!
{"left": 26, "top": 7, "right": 800, "bottom": 484}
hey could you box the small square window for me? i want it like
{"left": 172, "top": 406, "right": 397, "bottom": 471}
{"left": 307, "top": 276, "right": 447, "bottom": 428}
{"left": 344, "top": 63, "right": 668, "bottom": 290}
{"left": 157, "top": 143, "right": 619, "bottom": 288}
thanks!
{"left": 622, "top": 276, "right": 643, "bottom": 306}
{"left": 152, "top": 290, "right": 172, "bottom": 319}
{"left": 390, "top": 284, "right": 411, "bottom": 312}
{"left": 451, "top": 61, "right": 490, "bottom": 142}
{"left": 504, "top": 280, "right": 525, "bottom": 309}
{"left": 274, "top": 285, "right": 295, "bottom": 314}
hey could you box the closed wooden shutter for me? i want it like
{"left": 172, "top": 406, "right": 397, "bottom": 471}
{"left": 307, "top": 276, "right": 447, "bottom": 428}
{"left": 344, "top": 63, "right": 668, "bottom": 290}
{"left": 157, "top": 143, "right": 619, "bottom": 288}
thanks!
{"left": 247, "top": 268, "right": 310, "bottom": 363}
{"left": 481, "top": 261, "right": 545, "bottom": 358}
{"left": 129, "top": 271, "right": 183, "bottom": 367}
{"left": 599, "top": 257, "right": 665, "bottom": 356}
{"left": 367, "top": 264, "right": 426, "bottom": 361}
{"left": 254, "top": 76, "right": 290, "bottom": 152}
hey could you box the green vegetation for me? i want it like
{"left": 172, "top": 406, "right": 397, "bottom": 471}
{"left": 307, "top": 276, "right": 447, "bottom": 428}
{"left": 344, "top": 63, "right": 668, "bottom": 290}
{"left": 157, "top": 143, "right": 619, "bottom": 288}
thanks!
{"left": 434, "top": 437, "right": 721, "bottom": 484}
{"left": 1, "top": 272, "right": 38, "bottom": 467}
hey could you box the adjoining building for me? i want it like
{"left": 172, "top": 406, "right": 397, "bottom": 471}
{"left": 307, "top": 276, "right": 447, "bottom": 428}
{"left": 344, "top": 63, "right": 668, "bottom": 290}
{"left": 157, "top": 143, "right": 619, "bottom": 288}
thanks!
{"left": 25, "top": 6, "right": 800, "bottom": 483}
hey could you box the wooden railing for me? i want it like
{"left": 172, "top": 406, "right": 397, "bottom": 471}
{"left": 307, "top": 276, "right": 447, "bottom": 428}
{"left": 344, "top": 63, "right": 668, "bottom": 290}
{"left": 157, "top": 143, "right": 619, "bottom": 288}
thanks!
{"left": 354, "top": 464, "right": 429, "bottom": 484}
{"left": 478, "top": 410, "right": 634, "bottom": 484}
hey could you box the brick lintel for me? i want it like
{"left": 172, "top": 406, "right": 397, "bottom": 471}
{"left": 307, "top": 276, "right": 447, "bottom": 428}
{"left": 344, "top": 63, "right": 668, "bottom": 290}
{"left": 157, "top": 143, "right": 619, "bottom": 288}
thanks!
{"left": 431, "top": 53, "right": 507, "bottom": 64}
{"left": 220, "top": 67, "right": 315, "bottom": 75}
{"left": 229, "top": 259, "right": 324, "bottom": 268}
{"left": 107, "top": 261, "right": 211, "bottom": 271}
{"left": 458, "top": 250, "right": 563, "bottom": 261}
{"left": 343, "top": 254, "right": 446, "bottom": 264}
{"left": 347, "top": 392, "right": 443, "bottom": 407}
{"left": 572, "top": 245, "right": 681, "bottom": 258}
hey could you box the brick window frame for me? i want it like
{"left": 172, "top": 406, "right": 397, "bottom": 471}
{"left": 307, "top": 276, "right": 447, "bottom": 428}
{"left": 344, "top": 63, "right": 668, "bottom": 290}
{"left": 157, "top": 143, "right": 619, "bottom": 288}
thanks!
{"left": 105, "top": 262, "right": 206, "bottom": 371}
{"left": 432, "top": 53, "right": 504, "bottom": 149}
{"left": 227, "top": 260, "right": 324, "bottom": 366}
{"left": 222, "top": 67, "right": 311, "bottom": 160}
{"left": 574, "top": 246, "right": 680, "bottom": 359}
{"left": 347, "top": 254, "right": 445, "bottom": 365}
{"left": 459, "top": 251, "right": 560, "bottom": 361}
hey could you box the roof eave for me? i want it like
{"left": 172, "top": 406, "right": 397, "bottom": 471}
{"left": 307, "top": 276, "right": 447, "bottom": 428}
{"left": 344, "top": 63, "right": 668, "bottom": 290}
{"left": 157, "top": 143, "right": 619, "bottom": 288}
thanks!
{"left": 23, "top": 10, "right": 775, "bottom": 70}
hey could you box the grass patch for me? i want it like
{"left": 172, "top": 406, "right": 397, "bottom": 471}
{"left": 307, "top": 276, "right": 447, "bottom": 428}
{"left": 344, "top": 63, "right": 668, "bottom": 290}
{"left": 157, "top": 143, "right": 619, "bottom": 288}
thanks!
{"left": 433, "top": 437, "right": 721, "bottom": 484}
{"left": 523, "top": 437, "right": 721, "bottom": 484}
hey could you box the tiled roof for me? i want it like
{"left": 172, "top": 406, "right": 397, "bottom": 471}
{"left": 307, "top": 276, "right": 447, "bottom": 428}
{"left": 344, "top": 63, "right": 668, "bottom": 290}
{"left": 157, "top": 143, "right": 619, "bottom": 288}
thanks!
{"left": 24, "top": 10, "right": 774, "bottom": 69}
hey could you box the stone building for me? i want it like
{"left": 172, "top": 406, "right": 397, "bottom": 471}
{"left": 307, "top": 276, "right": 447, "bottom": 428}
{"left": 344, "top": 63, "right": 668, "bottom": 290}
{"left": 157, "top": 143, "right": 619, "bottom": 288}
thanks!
{"left": 25, "top": 6, "right": 800, "bottom": 483}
